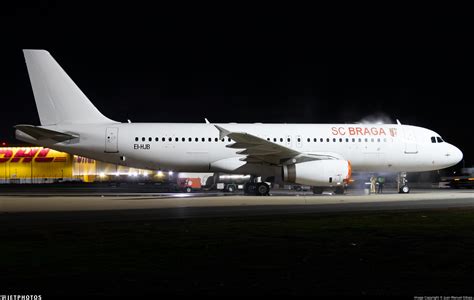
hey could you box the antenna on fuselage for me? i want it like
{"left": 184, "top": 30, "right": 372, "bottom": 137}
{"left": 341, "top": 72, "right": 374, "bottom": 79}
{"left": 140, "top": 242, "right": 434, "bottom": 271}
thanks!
{"left": 205, "top": 118, "right": 210, "bottom": 124}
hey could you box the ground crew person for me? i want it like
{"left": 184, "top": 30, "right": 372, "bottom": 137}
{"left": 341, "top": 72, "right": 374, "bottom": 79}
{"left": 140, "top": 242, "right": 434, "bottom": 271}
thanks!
{"left": 377, "top": 176, "right": 385, "bottom": 194}
{"left": 370, "top": 175, "right": 377, "bottom": 194}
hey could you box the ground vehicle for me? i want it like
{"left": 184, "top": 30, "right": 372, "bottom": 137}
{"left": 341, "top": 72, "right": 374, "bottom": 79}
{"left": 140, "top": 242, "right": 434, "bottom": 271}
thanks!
{"left": 447, "top": 177, "right": 474, "bottom": 189}
{"left": 176, "top": 177, "right": 201, "bottom": 193}
{"left": 176, "top": 173, "right": 248, "bottom": 193}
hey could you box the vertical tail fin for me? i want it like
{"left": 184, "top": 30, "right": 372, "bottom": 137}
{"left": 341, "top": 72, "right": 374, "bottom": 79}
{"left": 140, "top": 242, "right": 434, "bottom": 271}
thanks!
{"left": 23, "top": 49, "right": 116, "bottom": 125}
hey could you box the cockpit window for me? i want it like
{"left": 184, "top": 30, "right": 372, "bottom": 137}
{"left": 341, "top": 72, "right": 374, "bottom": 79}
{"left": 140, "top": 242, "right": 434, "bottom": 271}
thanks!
{"left": 436, "top": 137, "right": 444, "bottom": 143}
{"left": 431, "top": 137, "right": 436, "bottom": 143}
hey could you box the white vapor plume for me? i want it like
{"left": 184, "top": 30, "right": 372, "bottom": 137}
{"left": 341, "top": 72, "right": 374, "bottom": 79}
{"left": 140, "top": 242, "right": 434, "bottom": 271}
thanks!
{"left": 358, "top": 112, "right": 394, "bottom": 124}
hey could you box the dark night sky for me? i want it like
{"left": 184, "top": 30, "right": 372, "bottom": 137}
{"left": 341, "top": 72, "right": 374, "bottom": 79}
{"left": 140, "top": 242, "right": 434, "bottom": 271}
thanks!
{"left": 1, "top": 4, "right": 473, "bottom": 166}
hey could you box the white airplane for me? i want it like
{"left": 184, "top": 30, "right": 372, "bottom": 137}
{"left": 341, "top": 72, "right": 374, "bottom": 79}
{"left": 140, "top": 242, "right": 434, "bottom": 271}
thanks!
{"left": 15, "top": 50, "right": 463, "bottom": 195}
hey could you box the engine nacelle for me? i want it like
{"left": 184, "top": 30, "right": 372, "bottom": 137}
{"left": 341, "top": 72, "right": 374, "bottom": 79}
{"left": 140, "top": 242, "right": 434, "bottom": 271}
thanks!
{"left": 282, "top": 160, "right": 351, "bottom": 186}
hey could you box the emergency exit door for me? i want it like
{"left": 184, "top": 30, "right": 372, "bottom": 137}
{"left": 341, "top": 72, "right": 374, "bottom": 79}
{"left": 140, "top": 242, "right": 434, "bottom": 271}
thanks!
{"left": 105, "top": 127, "right": 119, "bottom": 153}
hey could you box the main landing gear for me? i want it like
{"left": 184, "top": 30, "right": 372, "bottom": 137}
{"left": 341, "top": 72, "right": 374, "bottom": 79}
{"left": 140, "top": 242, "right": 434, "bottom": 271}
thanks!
{"left": 397, "top": 172, "right": 410, "bottom": 193}
{"left": 244, "top": 182, "right": 270, "bottom": 196}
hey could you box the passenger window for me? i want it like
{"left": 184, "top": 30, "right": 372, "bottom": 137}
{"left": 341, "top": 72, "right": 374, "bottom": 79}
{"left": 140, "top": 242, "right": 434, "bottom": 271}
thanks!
{"left": 314, "top": 138, "right": 317, "bottom": 142}
{"left": 320, "top": 138, "right": 323, "bottom": 142}
{"left": 287, "top": 138, "right": 291, "bottom": 142}
{"left": 352, "top": 138, "right": 355, "bottom": 142}
{"left": 297, "top": 138, "right": 301, "bottom": 142}
{"left": 228, "top": 138, "right": 231, "bottom": 142}
{"left": 169, "top": 137, "right": 172, "bottom": 142}
{"left": 175, "top": 137, "right": 179, "bottom": 142}
{"left": 273, "top": 138, "right": 276, "bottom": 142}
{"left": 377, "top": 138, "right": 380, "bottom": 142}
{"left": 371, "top": 138, "right": 374, "bottom": 142}
{"left": 307, "top": 138, "right": 310, "bottom": 142}
{"left": 346, "top": 138, "right": 349, "bottom": 142}
{"left": 365, "top": 138, "right": 368, "bottom": 142}
{"left": 195, "top": 138, "right": 199, "bottom": 142}
{"left": 202, "top": 137, "right": 205, "bottom": 142}
{"left": 142, "top": 137, "right": 145, "bottom": 142}
{"left": 208, "top": 138, "right": 212, "bottom": 142}
{"left": 431, "top": 137, "right": 436, "bottom": 143}
{"left": 149, "top": 137, "right": 152, "bottom": 142}
{"left": 326, "top": 138, "right": 330, "bottom": 142}
{"left": 155, "top": 137, "right": 159, "bottom": 142}
{"left": 135, "top": 137, "right": 139, "bottom": 142}
{"left": 162, "top": 137, "right": 166, "bottom": 142}
{"left": 182, "top": 137, "right": 185, "bottom": 142}
{"left": 339, "top": 138, "right": 342, "bottom": 142}
{"left": 267, "top": 138, "right": 270, "bottom": 141}
{"left": 358, "top": 138, "right": 362, "bottom": 142}
{"left": 280, "top": 138, "right": 283, "bottom": 142}
{"left": 215, "top": 138, "right": 218, "bottom": 142}
{"left": 333, "top": 138, "right": 336, "bottom": 142}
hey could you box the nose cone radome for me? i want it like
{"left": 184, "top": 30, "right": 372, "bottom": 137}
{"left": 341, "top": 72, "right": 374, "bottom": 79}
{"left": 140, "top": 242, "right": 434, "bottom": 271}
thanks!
{"left": 453, "top": 146, "right": 463, "bottom": 164}
{"left": 447, "top": 145, "right": 463, "bottom": 166}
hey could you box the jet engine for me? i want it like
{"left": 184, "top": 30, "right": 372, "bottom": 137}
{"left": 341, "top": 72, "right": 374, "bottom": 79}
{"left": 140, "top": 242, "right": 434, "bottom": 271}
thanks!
{"left": 282, "top": 160, "right": 351, "bottom": 186}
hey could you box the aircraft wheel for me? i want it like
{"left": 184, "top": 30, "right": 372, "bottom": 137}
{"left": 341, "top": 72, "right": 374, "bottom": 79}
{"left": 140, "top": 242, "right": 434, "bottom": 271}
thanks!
{"left": 244, "top": 182, "right": 256, "bottom": 195}
{"left": 256, "top": 182, "right": 270, "bottom": 196}
{"left": 227, "top": 185, "right": 235, "bottom": 193}
{"left": 312, "top": 187, "right": 323, "bottom": 194}
{"left": 185, "top": 187, "right": 192, "bottom": 193}
{"left": 334, "top": 186, "right": 345, "bottom": 195}
{"left": 399, "top": 185, "right": 410, "bottom": 193}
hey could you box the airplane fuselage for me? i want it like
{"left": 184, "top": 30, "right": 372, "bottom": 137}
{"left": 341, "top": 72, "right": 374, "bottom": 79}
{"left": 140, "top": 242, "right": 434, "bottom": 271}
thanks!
{"left": 17, "top": 122, "right": 463, "bottom": 176}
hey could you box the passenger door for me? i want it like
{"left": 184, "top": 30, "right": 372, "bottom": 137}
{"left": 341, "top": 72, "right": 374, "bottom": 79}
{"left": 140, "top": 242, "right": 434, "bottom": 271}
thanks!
{"left": 105, "top": 127, "right": 119, "bottom": 153}
{"left": 403, "top": 127, "right": 418, "bottom": 154}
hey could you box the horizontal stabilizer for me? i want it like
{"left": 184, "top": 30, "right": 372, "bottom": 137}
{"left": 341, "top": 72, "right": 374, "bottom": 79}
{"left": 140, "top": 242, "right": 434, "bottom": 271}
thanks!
{"left": 14, "top": 124, "right": 78, "bottom": 142}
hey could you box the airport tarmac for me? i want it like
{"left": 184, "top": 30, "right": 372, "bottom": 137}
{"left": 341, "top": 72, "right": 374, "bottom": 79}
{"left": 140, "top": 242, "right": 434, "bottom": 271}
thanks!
{"left": 1, "top": 189, "right": 474, "bottom": 221}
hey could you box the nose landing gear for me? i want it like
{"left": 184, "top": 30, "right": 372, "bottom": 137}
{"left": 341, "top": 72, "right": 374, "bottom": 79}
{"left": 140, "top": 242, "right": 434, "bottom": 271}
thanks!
{"left": 397, "top": 172, "right": 410, "bottom": 193}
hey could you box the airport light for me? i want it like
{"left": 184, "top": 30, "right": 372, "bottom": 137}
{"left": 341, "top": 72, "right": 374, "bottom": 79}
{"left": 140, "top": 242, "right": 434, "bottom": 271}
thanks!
{"left": 99, "top": 172, "right": 106, "bottom": 178}
{"left": 168, "top": 171, "right": 174, "bottom": 176}
{"left": 157, "top": 171, "right": 164, "bottom": 177}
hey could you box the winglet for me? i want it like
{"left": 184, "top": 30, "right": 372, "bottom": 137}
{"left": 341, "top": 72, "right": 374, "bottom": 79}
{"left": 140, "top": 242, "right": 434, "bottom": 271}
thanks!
{"left": 205, "top": 118, "right": 210, "bottom": 124}
{"left": 214, "top": 125, "right": 230, "bottom": 139}
{"left": 396, "top": 119, "right": 401, "bottom": 125}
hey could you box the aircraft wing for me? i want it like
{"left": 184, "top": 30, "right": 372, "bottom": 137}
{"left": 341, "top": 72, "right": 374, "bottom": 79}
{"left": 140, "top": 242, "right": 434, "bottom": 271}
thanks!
{"left": 215, "top": 125, "right": 341, "bottom": 165}
{"left": 14, "top": 124, "right": 78, "bottom": 142}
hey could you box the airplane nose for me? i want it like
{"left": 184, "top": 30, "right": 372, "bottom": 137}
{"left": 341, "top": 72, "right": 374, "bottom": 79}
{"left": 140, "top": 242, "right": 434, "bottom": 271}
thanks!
{"left": 453, "top": 146, "right": 463, "bottom": 164}
{"left": 448, "top": 145, "right": 463, "bottom": 165}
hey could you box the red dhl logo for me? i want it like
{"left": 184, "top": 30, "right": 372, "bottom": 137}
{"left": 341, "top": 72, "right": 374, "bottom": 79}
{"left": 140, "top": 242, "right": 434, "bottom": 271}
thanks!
{"left": 0, "top": 148, "right": 67, "bottom": 163}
